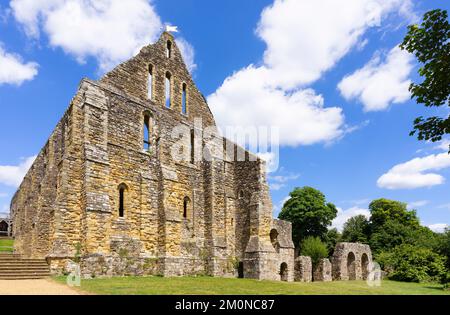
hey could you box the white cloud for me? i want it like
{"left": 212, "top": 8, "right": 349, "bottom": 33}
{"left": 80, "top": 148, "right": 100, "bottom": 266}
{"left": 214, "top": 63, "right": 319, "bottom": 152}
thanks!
{"left": 10, "top": 0, "right": 169, "bottom": 72}
{"left": 332, "top": 206, "right": 370, "bottom": 232}
{"left": 407, "top": 200, "right": 429, "bottom": 209}
{"left": 268, "top": 172, "right": 300, "bottom": 191}
{"left": 256, "top": 0, "right": 414, "bottom": 89}
{"left": 338, "top": 46, "right": 414, "bottom": 111}
{"left": 208, "top": 0, "right": 414, "bottom": 147}
{"left": 428, "top": 223, "right": 448, "bottom": 233}
{"left": 434, "top": 139, "right": 450, "bottom": 152}
{"left": 0, "top": 44, "right": 38, "bottom": 85}
{"left": 209, "top": 66, "right": 345, "bottom": 147}
{"left": 377, "top": 153, "right": 450, "bottom": 189}
{"left": 0, "top": 156, "right": 36, "bottom": 187}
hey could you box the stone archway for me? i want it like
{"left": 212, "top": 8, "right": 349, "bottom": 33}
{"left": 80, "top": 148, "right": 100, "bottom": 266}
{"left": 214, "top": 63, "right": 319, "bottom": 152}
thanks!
{"left": 280, "top": 262, "right": 288, "bottom": 281}
{"left": 361, "top": 253, "right": 369, "bottom": 280}
{"left": 347, "top": 252, "right": 356, "bottom": 280}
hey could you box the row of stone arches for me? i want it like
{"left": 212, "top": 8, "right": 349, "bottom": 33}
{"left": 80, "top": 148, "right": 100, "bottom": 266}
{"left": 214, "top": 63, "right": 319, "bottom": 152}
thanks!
{"left": 346, "top": 252, "right": 370, "bottom": 280}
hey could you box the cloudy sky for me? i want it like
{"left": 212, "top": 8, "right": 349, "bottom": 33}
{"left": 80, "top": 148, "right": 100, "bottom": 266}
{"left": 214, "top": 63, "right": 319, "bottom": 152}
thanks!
{"left": 0, "top": 0, "right": 449, "bottom": 232}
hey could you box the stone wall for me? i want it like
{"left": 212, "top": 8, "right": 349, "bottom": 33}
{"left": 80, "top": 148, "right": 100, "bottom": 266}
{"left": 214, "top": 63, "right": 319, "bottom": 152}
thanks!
{"left": 313, "top": 258, "right": 332, "bottom": 282}
{"left": 11, "top": 31, "right": 295, "bottom": 281}
{"left": 331, "top": 242, "right": 373, "bottom": 281}
{"left": 294, "top": 256, "right": 312, "bottom": 282}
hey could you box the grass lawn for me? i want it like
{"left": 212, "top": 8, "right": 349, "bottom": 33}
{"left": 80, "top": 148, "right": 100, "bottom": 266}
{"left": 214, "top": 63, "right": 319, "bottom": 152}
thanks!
{"left": 0, "top": 239, "right": 13, "bottom": 252}
{"left": 53, "top": 276, "right": 449, "bottom": 295}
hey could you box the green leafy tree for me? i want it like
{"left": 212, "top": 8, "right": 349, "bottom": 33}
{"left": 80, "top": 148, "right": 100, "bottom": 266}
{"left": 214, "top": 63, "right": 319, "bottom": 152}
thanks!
{"left": 436, "top": 228, "right": 450, "bottom": 269}
{"left": 369, "top": 198, "right": 420, "bottom": 231}
{"left": 377, "top": 244, "right": 446, "bottom": 283}
{"left": 341, "top": 215, "right": 370, "bottom": 243}
{"left": 400, "top": 9, "right": 450, "bottom": 150}
{"left": 279, "top": 187, "right": 337, "bottom": 247}
{"left": 324, "top": 228, "right": 341, "bottom": 256}
{"left": 300, "top": 236, "right": 328, "bottom": 269}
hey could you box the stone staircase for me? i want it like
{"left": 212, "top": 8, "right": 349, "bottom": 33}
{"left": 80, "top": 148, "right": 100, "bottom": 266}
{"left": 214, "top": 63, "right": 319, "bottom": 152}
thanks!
{"left": 0, "top": 253, "right": 50, "bottom": 280}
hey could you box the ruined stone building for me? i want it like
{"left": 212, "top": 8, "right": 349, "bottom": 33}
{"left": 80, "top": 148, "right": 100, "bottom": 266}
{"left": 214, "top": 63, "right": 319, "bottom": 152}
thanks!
{"left": 10, "top": 32, "right": 296, "bottom": 280}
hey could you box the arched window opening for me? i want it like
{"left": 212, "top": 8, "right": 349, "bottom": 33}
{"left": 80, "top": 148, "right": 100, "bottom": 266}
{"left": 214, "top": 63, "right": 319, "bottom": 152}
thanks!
{"left": 239, "top": 190, "right": 244, "bottom": 199}
{"left": 165, "top": 72, "right": 171, "bottom": 108}
{"left": 183, "top": 197, "right": 191, "bottom": 219}
{"left": 166, "top": 40, "right": 172, "bottom": 58}
{"left": 147, "top": 64, "right": 154, "bottom": 100}
{"left": 280, "top": 263, "right": 288, "bottom": 281}
{"left": 270, "top": 229, "right": 280, "bottom": 253}
{"left": 182, "top": 83, "right": 187, "bottom": 114}
{"left": 118, "top": 184, "right": 127, "bottom": 218}
{"left": 143, "top": 113, "right": 152, "bottom": 151}
{"left": 190, "top": 129, "right": 195, "bottom": 164}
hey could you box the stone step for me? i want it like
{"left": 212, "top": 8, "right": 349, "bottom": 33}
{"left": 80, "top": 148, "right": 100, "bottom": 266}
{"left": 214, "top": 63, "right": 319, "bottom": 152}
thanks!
{"left": 0, "top": 275, "right": 49, "bottom": 280}
{"left": 0, "top": 262, "right": 48, "bottom": 268}
{"left": 0, "top": 260, "right": 47, "bottom": 264}
{"left": 0, "top": 266, "right": 49, "bottom": 273}
{"left": 0, "top": 270, "right": 50, "bottom": 275}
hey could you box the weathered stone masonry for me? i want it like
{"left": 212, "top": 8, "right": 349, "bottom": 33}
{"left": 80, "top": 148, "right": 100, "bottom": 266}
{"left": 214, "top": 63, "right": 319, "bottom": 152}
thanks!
{"left": 11, "top": 32, "right": 295, "bottom": 280}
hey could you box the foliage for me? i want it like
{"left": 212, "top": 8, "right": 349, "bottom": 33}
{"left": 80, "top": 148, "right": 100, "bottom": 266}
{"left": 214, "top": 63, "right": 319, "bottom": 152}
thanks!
{"left": 279, "top": 187, "right": 337, "bottom": 247}
{"left": 400, "top": 9, "right": 450, "bottom": 148}
{"left": 341, "top": 215, "right": 370, "bottom": 243}
{"left": 324, "top": 228, "right": 341, "bottom": 256}
{"left": 436, "top": 228, "right": 450, "bottom": 269}
{"left": 377, "top": 244, "right": 446, "bottom": 283}
{"left": 300, "top": 236, "right": 328, "bottom": 268}
{"left": 369, "top": 199, "right": 420, "bottom": 230}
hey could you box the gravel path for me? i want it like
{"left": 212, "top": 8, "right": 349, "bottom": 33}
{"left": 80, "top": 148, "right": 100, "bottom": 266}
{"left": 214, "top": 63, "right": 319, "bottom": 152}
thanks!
{"left": 0, "top": 279, "right": 82, "bottom": 295}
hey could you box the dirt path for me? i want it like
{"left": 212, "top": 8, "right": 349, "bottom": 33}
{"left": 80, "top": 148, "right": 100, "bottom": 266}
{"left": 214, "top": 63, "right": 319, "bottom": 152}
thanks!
{"left": 0, "top": 279, "right": 82, "bottom": 295}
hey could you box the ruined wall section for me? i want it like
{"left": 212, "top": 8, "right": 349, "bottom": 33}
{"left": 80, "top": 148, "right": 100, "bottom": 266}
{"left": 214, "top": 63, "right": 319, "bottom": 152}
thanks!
{"left": 11, "top": 89, "right": 86, "bottom": 262}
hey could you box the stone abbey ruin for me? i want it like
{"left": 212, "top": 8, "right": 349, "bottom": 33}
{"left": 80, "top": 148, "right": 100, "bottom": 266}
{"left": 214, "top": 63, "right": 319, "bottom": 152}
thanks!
{"left": 10, "top": 32, "right": 373, "bottom": 281}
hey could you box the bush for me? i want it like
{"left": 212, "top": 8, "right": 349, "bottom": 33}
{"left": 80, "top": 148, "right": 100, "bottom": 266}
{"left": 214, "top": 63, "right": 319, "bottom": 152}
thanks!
{"left": 300, "top": 236, "right": 328, "bottom": 268}
{"left": 377, "top": 244, "right": 446, "bottom": 283}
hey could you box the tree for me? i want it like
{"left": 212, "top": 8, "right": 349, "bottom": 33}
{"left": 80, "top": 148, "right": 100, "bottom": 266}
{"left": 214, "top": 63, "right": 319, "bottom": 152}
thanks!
{"left": 279, "top": 187, "right": 337, "bottom": 247}
{"left": 377, "top": 244, "right": 446, "bottom": 283}
{"left": 324, "top": 228, "right": 341, "bottom": 256}
{"left": 400, "top": 9, "right": 450, "bottom": 150}
{"left": 341, "top": 215, "right": 370, "bottom": 243}
{"left": 436, "top": 228, "right": 450, "bottom": 269}
{"left": 369, "top": 198, "right": 420, "bottom": 231}
{"left": 300, "top": 236, "right": 328, "bottom": 269}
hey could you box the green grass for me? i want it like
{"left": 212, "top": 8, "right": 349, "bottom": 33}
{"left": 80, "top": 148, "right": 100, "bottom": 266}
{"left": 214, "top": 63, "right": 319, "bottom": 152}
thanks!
{"left": 53, "top": 276, "right": 450, "bottom": 295}
{"left": 0, "top": 239, "right": 13, "bottom": 252}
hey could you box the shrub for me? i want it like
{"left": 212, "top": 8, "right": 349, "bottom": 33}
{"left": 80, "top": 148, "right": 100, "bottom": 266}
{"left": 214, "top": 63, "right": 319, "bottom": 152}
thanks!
{"left": 300, "top": 236, "right": 328, "bottom": 268}
{"left": 377, "top": 244, "right": 446, "bottom": 283}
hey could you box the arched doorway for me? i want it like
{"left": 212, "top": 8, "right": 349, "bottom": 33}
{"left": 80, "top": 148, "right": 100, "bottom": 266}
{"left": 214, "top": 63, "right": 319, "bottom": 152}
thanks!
{"left": 0, "top": 220, "right": 8, "bottom": 236}
{"left": 280, "top": 263, "right": 288, "bottom": 281}
{"left": 361, "top": 253, "right": 369, "bottom": 280}
{"left": 347, "top": 252, "right": 356, "bottom": 280}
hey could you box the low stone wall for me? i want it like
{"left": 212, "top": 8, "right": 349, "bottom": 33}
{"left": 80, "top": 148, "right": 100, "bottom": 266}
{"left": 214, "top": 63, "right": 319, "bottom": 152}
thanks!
{"left": 294, "top": 256, "right": 312, "bottom": 282}
{"left": 313, "top": 258, "right": 332, "bottom": 282}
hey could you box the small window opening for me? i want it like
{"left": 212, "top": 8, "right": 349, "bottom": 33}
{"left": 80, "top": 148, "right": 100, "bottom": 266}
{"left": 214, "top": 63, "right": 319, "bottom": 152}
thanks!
{"left": 182, "top": 83, "right": 187, "bottom": 115}
{"left": 119, "top": 184, "right": 126, "bottom": 218}
{"left": 190, "top": 129, "right": 195, "bottom": 164}
{"left": 165, "top": 72, "right": 172, "bottom": 108}
{"left": 143, "top": 113, "right": 152, "bottom": 151}
{"left": 166, "top": 41, "right": 172, "bottom": 58}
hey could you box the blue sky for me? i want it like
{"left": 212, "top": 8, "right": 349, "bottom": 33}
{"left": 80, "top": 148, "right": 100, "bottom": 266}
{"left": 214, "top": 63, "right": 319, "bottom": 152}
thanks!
{"left": 0, "top": 0, "right": 449, "bottom": 232}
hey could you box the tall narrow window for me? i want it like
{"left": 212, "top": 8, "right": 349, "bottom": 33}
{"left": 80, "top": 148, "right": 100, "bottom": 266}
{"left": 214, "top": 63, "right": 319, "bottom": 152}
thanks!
{"left": 143, "top": 113, "right": 152, "bottom": 151}
{"left": 182, "top": 83, "right": 187, "bottom": 115}
{"left": 190, "top": 129, "right": 195, "bottom": 164}
{"left": 147, "top": 65, "right": 153, "bottom": 100}
{"left": 183, "top": 197, "right": 190, "bottom": 219}
{"left": 165, "top": 72, "right": 171, "bottom": 108}
{"left": 166, "top": 40, "right": 172, "bottom": 58}
{"left": 118, "top": 184, "right": 126, "bottom": 218}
